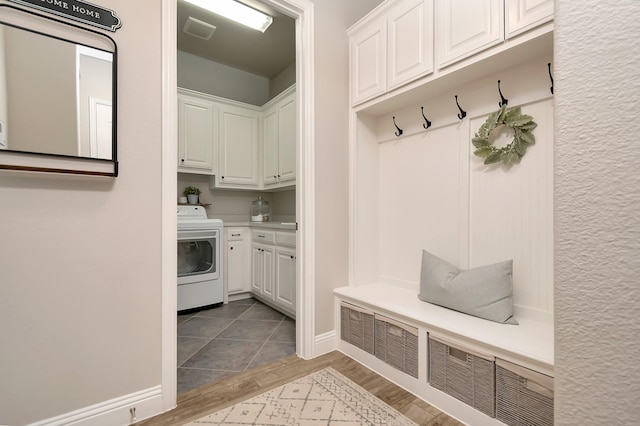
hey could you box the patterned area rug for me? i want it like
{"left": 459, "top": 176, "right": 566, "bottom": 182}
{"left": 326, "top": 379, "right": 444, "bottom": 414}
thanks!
{"left": 184, "top": 367, "right": 417, "bottom": 425}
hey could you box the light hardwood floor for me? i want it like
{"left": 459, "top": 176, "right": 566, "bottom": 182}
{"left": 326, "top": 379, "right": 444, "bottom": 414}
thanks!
{"left": 136, "top": 351, "right": 463, "bottom": 426}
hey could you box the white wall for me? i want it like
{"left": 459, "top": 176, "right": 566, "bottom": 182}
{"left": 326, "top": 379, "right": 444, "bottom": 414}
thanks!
{"left": 178, "top": 50, "right": 270, "bottom": 106}
{"left": 311, "top": 0, "right": 384, "bottom": 335}
{"left": 0, "top": 1, "right": 163, "bottom": 424}
{"left": 554, "top": 1, "right": 640, "bottom": 423}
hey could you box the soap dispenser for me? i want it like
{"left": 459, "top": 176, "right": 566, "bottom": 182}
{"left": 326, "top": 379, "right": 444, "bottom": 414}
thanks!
{"left": 251, "top": 196, "right": 270, "bottom": 222}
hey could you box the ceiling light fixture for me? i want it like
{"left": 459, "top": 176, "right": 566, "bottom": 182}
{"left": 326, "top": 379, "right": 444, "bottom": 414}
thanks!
{"left": 184, "top": 0, "right": 273, "bottom": 33}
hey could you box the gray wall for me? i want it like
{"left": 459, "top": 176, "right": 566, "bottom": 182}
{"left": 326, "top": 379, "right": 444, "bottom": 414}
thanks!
{"left": 554, "top": 1, "right": 640, "bottom": 423}
{"left": 311, "top": 0, "right": 384, "bottom": 335}
{"left": 0, "top": 1, "right": 163, "bottom": 424}
{"left": 178, "top": 50, "right": 271, "bottom": 106}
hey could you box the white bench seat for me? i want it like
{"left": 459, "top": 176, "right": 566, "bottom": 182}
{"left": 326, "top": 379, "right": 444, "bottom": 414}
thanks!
{"left": 335, "top": 282, "right": 554, "bottom": 377}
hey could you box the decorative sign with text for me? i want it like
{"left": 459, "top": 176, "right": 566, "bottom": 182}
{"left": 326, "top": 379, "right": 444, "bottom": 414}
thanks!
{"left": 9, "top": 0, "right": 121, "bottom": 32}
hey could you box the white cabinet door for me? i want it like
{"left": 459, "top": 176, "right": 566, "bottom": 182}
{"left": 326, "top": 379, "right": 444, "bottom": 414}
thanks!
{"left": 177, "top": 94, "right": 216, "bottom": 174}
{"left": 351, "top": 20, "right": 387, "bottom": 105}
{"left": 436, "top": 0, "right": 503, "bottom": 68}
{"left": 387, "top": 0, "right": 434, "bottom": 90}
{"left": 263, "top": 91, "right": 296, "bottom": 189}
{"left": 277, "top": 93, "right": 296, "bottom": 184}
{"left": 275, "top": 246, "right": 296, "bottom": 315}
{"left": 225, "top": 228, "right": 250, "bottom": 295}
{"left": 251, "top": 243, "right": 263, "bottom": 294}
{"left": 251, "top": 243, "right": 274, "bottom": 299}
{"left": 218, "top": 105, "right": 260, "bottom": 187}
{"left": 505, "top": 0, "right": 553, "bottom": 38}
{"left": 263, "top": 106, "right": 279, "bottom": 186}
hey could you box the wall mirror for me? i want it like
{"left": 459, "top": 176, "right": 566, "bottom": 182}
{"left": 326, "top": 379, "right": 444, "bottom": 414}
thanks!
{"left": 0, "top": 5, "right": 117, "bottom": 176}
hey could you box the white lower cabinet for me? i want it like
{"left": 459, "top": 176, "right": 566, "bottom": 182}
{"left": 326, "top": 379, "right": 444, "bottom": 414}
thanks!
{"left": 251, "top": 242, "right": 274, "bottom": 299}
{"left": 275, "top": 246, "right": 296, "bottom": 314}
{"left": 225, "top": 227, "right": 251, "bottom": 297}
{"left": 251, "top": 229, "right": 296, "bottom": 317}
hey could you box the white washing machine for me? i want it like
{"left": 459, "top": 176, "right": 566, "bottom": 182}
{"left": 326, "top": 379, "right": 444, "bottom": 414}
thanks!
{"left": 177, "top": 205, "right": 224, "bottom": 311}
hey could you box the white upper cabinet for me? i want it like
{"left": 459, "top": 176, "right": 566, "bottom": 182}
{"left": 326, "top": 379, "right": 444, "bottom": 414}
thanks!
{"left": 436, "top": 0, "right": 504, "bottom": 68}
{"left": 351, "top": 19, "right": 387, "bottom": 105}
{"left": 218, "top": 105, "right": 260, "bottom": 188}
{"left": 177, "top": 93, "right": 217, "bottom": 174}
{"left": 505, "top": 0, "right": 554, "bottom": 38}
{"left": 263, "top": 89, "right": 296, "bottom": 189}
{"left": 387, "top": 0, "right": 434, "bottom": 90}
{"left": 351, "top": 0, "right": 435, "bottom": 105}
{"left": 177, "top": 86, "right": 296, "bottom": 191}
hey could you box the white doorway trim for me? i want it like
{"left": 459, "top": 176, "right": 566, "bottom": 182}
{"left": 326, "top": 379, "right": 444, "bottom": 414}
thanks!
{"left": 160, "top": 0, "right": 315, "bottom": 411}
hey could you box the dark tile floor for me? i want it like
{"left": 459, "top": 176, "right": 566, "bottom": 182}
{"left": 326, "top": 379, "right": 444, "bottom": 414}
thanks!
{"left": 177, "top": 298, "right": 296, "bottom": 394}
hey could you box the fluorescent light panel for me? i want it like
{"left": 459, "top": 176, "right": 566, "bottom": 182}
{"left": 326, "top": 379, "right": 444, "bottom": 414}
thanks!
{"left": 184, "top": 0, "right": 273, "bottom": 32}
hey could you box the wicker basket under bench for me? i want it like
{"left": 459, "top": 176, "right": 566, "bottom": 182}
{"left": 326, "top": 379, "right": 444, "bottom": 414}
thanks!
{"left": 335, "top": 283, "right": 554, "bottom": 426}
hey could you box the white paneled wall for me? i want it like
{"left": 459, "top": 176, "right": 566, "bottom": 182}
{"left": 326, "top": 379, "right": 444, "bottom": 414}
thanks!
{"left": 353, "top": 57, "right": 554, "bottom": 321}
{"left": 378, "top": 123, "right": 464, "bottom": 285}
{"left": 468, "top": 99, "right": 554, "bottom": 318}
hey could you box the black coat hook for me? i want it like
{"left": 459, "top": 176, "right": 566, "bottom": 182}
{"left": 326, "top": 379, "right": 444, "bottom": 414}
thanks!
{"left": 392, "top": 116, "right": 403, "bottom": 137}
{"left": 421, "top": 107, "right": 432, "bottom": 129}
{"left": 548, "top": 62, "right": 554, "bottom": 94}
{"left": 455, "top": 95, "right": 466, "bottom": 120}
{"left": 498, "top": 80, "right": 508, "bottom": 107}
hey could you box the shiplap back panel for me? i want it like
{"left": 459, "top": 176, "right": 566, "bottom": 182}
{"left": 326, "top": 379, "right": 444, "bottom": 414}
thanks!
{"left": 468, "top": 99, "right": 554, "bottom": 316}
{"left": 370, "top": 58, "right": 554, "bottom": 319}
{"left": 378, "top": 123, "right": 465, "bottom": 287}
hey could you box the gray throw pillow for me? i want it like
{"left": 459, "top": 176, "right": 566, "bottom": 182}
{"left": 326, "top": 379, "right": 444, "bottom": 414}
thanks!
{"left": 418, "top": 250, "right": 518, "bottom": 324}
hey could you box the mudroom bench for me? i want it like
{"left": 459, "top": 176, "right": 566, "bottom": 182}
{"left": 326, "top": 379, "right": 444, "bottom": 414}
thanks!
{"left": 334, "top": 283, "right": 554, "bottom": 426}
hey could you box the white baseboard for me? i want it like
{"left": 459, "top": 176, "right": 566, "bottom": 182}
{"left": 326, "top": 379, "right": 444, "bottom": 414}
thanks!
{"left": 28, "top": 386, "right": 163, "bottom": 426}
{"left": 313, "top": 330, "right": 337, "bottom": 357}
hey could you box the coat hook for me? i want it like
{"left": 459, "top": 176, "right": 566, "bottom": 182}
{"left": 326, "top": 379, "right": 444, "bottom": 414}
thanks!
{"left": 455, "top": 95, "right": 466, "bottom": 120}
{"left": 392, "top": 116, "right": 403, "bottom": 137}
{"left": 548, "top": 62, "right": 554, "bottom": 94}
{"left": 421, "top": 106, "right": 432, "bottom": 129}
{"left": 498, "top": 80, "right": 508, "bottom": 107}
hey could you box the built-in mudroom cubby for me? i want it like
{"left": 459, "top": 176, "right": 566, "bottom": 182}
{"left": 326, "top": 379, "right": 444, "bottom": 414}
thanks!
{"left": 337, "top": 0, "right": 555, "bottom": 424}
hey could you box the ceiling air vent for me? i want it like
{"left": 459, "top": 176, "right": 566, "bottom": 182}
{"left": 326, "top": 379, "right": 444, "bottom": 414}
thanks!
{"left": 183, "top": 16, "right": 217, "bottom": 40}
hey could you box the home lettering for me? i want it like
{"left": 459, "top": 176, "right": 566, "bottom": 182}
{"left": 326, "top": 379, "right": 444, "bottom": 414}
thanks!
{"left": 72, "top": 4, "right": 100, "bottom": 18}
{"left": 40, "top": 0, "right": 68, "bottom": 9}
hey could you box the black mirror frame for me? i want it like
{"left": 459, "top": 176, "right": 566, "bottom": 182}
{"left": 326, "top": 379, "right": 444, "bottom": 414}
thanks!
{"left": 0, "top": 4, "right": 118, "bottom": 177}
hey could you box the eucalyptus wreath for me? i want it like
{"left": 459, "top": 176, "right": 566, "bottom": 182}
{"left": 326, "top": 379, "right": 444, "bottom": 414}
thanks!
{"left": 472, "top": 105, "right": 537, "bottom": 165}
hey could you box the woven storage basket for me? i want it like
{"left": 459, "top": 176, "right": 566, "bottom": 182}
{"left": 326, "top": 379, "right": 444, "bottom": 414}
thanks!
{"left": 428, "top": 334, "right": 496, "bottom": 417}
{"left": 374, "top": 314, "right": 419, "bottom": 378}
{"left": 496, "top": 359, "right": 554, "bottom": 426}
{"left": 340, "top": 302, "right": 374, "bottom": 354}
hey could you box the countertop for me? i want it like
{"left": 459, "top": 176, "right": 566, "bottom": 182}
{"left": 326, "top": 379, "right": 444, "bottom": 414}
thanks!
{"left": 220, "top": 221, "right": 297, "bottom": 231}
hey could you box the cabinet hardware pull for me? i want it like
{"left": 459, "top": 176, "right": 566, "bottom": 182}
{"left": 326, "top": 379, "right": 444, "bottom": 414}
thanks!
{"left": 548, "top": 62, "right": 554, "bottom": 94}
{"left": 290, "top": 255, "right": 294, "bottom": 259}
{"left": 230, "top": 247, "right": 234, "bottom": 250}
{"left": 455, "top": 95, "right": 466, "bottom": 120}
{"left": 392, "top": 116, "right": 403, "bottom": 137}
{"left": 497, "top": 80, "right": 508, "bottom": 107}
{"left": 421, "top": 106, "right": 431, "bottom": 130}
{"left": 231, "top": 233, "right": 240, "bottom": 237}
{"left": 181, "top": 158, "right": 184, "bottom": 162}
